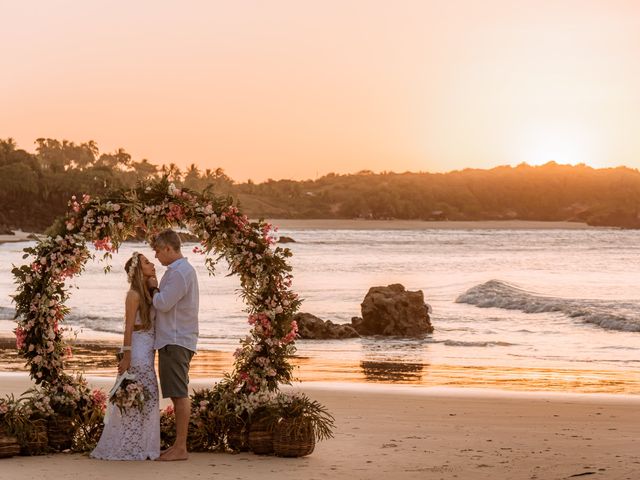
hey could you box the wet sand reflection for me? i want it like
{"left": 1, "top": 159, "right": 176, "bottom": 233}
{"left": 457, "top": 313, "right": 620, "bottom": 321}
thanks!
{"left": 1, "top": 340, "right": 638, "bottom": 394}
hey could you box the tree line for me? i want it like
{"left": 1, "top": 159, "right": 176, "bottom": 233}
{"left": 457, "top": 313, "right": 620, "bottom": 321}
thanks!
{"left": 2, "top": 137, "right": 640, "bottom": 231}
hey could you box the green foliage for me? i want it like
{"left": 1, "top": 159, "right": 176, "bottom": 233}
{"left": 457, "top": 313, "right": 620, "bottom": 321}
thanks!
{"left": 5, "top": 137, "right": 640, "bottom": 230}
{"left": 0, "top": 394, "right": 19, "bottom": 435}
{"left": 271, "top": 392, "right": 335, "bottom": 442}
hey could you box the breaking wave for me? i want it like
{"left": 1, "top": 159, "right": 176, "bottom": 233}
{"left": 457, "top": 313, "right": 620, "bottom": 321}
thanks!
{"left": 456, "top": 280, "right": 640, "bottom": 333}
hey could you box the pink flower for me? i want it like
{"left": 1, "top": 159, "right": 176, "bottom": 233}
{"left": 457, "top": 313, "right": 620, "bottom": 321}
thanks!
{"left": 166, "top": 203, "right": 185, "bottom": 221}
{"left": 163, "top": 405, "right": 175, "bottom": 415}
{"left": 93, "top": 237, "right": 115, "bottom": 252}
{"left": 15, "top": 327, "right": 26, "bottom": 350}
{"left": 63, "top": 385, "right": 76, "bottom": 395}
{"left": 60, "top": 266, "right": 79, "bottom": 279}
{"left": 282, "top": 322, "right": 298, "bottom": 345}
{"left": 92, "top": 389, "right": 107, "bottom": 410}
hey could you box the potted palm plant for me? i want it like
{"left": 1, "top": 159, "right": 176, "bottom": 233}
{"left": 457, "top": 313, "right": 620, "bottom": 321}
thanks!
{"left": 271, "top": 392, "right": 335, "bottom": 457}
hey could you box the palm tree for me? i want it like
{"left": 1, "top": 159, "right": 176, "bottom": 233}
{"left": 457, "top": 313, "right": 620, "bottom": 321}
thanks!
{"left": 133, "top": 159, "right": 158, "bottom": 179}
{"left": 161, "top": 163, "right": 182, "bottom": 182}
{"left": 183, "top": 163, "right": 201, "bottom": 189}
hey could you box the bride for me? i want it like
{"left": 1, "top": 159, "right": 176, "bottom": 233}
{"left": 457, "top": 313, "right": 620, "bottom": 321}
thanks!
{"left": 91, "top": 252, "right": 160, "bottom": 461}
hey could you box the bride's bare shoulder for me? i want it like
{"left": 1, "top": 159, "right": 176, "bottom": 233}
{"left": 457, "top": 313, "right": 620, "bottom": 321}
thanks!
{"left": 126, "top": 289, "right": 141, "bottom": 303}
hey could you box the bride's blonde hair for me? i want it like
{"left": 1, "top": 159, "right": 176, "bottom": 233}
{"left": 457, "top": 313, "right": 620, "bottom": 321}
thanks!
{"left": 124, "top": 252, "right": 152, "bottom": 331}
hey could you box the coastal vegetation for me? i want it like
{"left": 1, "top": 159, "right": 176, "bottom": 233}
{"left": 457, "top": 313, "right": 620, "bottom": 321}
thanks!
{"left": 2, "top": 137, "right": 640, "bottom": 231}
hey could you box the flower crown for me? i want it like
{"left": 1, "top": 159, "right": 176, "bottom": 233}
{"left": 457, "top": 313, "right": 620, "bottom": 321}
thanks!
{"left": 127, "top": 252, "right": 140, "bottom": 283}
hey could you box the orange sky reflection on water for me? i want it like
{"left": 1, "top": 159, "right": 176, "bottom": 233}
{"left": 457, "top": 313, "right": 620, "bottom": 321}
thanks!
{"left": 1, "top": 342, "right": 637, "bottom": 395}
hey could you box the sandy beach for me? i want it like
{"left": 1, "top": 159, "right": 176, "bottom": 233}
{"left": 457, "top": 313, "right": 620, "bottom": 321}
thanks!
{"left": 0, "top": 373, "right": 638, "bottom": 480}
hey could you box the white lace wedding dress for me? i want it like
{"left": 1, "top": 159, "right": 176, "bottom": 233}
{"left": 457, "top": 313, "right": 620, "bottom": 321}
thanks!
{"left": 91, "top": 310, "right": 160, "bottom": 461}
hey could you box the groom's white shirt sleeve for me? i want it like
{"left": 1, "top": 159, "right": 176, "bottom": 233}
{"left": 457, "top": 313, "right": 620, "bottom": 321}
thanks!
{"left": 152, "top": 268, "right": 187, "bottom": 313}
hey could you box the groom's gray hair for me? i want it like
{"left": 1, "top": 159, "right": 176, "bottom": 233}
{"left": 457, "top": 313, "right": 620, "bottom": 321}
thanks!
{"left": 151, "top": 229, "right": 181, "bottom": 252}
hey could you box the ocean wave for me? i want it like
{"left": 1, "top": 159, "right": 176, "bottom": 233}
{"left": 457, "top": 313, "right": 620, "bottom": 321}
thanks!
{"left": 598, "top": 345, "right": 640, "bottom": 351}
{"left": 1, "top": 306, "right": 123, "bottom": 334}
{"left": 442, "top": 339, "right": 517, "bottom": 347}
{"left": 456, "top": 280, "right": 640, "bottom": 333}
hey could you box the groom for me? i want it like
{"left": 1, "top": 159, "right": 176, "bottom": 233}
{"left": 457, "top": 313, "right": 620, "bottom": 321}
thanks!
{"left": 148, "top": 229, "right": 199, "bottom": 461}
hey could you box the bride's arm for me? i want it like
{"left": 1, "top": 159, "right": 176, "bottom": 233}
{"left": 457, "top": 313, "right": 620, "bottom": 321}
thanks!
{"left": 118, "top": 290, "right": 140, "bottom": 375}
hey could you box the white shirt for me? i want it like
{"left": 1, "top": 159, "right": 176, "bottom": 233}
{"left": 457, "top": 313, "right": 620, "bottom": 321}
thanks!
{"left": 152, "top": 257, "right": 199, "bottom": 352}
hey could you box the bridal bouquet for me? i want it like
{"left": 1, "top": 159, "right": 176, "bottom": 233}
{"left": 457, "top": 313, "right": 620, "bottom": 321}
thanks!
{"left": 108, "top": 373, "right": 150, "bottom": 415}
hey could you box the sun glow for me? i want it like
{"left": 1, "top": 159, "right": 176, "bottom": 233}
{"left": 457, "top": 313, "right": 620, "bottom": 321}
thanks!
{"left": 512, "top": 123, "right": 604, "bottom": 168}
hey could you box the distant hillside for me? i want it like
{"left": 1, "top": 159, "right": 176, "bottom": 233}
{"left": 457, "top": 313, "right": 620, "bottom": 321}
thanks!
{"left": 235, "top": 164, "right": 640, "bottom": 228}
{"left": 2, "top": 137, "right": 640, "bottom": 231}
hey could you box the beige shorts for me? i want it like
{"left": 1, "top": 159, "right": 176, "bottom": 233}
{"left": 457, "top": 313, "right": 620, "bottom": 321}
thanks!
{"left": 158, "top": 344, "right": 194, "bottom": 399}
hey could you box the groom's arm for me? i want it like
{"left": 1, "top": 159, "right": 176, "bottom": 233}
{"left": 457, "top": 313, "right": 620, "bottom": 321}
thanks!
{"left": 152, "top": 270, "right": 188, "bottom": 312}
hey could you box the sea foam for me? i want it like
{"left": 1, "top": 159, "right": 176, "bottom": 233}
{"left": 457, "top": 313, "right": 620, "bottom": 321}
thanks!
{"left": 456, "top": 280, "right": 640, "bottom": 333}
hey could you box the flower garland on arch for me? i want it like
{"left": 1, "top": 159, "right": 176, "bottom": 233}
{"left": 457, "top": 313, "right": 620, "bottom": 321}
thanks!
{"left": 12, "top": 177, "right": 301, "bottom": 394}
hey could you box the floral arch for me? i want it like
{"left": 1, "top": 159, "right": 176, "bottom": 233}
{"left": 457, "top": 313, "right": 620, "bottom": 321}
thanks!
{"left": 12, "top": 177, "right": 300, "bottom": 393}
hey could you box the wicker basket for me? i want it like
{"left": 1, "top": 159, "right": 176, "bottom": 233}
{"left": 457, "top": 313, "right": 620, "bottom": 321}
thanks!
{"left": 248, "top": 417, "right": 273, "bottom": 455}
{"left": 20, "top": 418, "right": 48, "bottom": 456}
{"left": 47, "top": 415, "right": 75, "bottom": 451}
{"left": 273, "top": 418, "right": 315, "bottom": 457}
{"left": 226, "top": 421, "right": 249, "bottom": 452}
{"left": 0, "top": 426, "right": 20, "bottom": 459}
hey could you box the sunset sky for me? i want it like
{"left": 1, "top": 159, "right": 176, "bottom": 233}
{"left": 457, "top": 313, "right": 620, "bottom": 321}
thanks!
{"left": 2, "top": 1, "right": 640, "bottom": 182}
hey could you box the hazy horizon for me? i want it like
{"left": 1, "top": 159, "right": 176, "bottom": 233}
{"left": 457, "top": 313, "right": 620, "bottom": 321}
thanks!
{"left": 6, "top": 136, "right": 640, "bottom": 184}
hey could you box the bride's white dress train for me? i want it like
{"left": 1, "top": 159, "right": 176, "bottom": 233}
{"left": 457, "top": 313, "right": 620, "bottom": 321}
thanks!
{"left": 91, "top": 317, "right": 160, "bottom": 461}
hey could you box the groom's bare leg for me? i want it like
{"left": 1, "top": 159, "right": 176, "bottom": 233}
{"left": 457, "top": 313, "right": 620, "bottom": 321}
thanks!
{"left": 159, "top": 397, "right": 190, "bottom": 461}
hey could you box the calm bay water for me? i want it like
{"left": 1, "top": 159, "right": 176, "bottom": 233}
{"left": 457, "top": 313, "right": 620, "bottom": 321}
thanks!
{"left": 1, "top": 226, "right": 639, "bottom": 392}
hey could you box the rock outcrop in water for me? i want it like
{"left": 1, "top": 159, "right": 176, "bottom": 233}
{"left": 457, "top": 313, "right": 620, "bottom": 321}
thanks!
{"left": 351, "top": 284, "right": 433, "bottom": 337}
{"left": 295, "top": 312, "right": 360, "bottom": 339}
{"left": 295, "top": 284, "right": 433, "bottom": 340}
{"left": 277, "top": 236, "right": 296, "bottom": 243}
